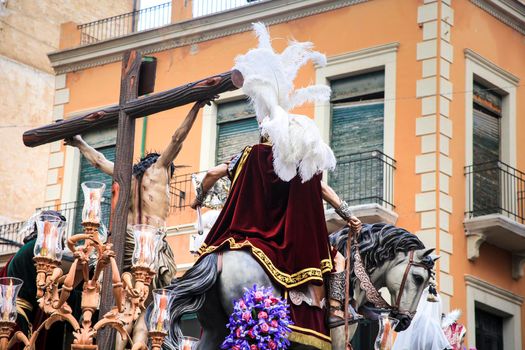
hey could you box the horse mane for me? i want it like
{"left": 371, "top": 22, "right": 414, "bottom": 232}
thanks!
{"left": 329, "top": 223, "right": 426, "bottom": 274}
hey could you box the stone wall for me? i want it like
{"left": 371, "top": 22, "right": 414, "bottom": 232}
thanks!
{"left": 0, "top": 0, "right": 133, "bottom": 222}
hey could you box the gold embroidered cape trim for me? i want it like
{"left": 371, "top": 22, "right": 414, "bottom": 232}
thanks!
{"left": 231, "top": 146, "right": 252, "bottom": 187}
{"left": 199, "top": 238, "right": 333, "bottom": 289}
{"left": 288, "top": 328, "right": 332, "bottom": 350}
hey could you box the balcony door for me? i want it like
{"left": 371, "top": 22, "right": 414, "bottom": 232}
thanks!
{"left": 329, "top": 70, "right": 387, "bottom": 208}
{"left": 475, "top": 308, "right": 503, "bottom": 350}
{"left": 472, "top": 81, "right": 502, "bottom": 217}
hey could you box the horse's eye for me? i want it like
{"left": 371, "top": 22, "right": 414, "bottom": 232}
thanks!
{"left": 413, "top": 274, "right": 424, "bottom": 286}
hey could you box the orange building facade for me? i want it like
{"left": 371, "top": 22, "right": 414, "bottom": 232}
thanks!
{"left": 39, "top": 0, "right": 525, "bottom": 348}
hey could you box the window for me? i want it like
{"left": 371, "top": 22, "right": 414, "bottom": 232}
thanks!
{"left": 465, "top": 275, "right": 522, "bottom": 350}
{"left": 475, "top": 307, "right": 504, "bottom": 350}
{"left": 472, "top": 81, "right": 502, "bottom": 217}
{"left": 215, "top": 99, "right": 260, "bottom": 164}
{"left": 328, "top": 70, "right": 387, "bottom": 207}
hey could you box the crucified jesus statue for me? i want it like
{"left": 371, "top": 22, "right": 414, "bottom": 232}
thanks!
{"left": 64, "top": 99, "right": 212, "bottom": 347}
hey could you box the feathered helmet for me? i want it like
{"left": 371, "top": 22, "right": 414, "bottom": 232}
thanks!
{"left": 233, "top": 23, "right": 336, "bottom": 182}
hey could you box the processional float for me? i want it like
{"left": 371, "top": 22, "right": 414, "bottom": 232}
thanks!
{"left": 2, "top": 50, "right": 243, "bottom": 349}
{"left": 0, "top": 182, "right": 175, "bottom": 350}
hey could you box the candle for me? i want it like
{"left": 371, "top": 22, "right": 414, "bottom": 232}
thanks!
{"left": 132, "top": 224, "right": 159, "bottom": 268}
{"left": 81, "top": 181, "right": 105, "bottom": 224}
{"left": 0, "top": 277, "right": 23, "bottom": 323}
{"left": 34, "top": 213, "right": 65, "bottom": 261}
{"left": 156, "top": 290, "right": 168, "bottom": 332}
{"left": 2, "top": 280, "right": 13, "bottom": 321}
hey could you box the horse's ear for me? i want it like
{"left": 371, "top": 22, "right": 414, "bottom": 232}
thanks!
{"left": 415, "top": 248, "right": 435, "bottom": 259}
{"left": 430, "top": 254, "right": 440, "bottom": 262}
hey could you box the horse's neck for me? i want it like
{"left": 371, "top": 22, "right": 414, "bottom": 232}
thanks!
{"left": 353, "top": 261, "right": 391, "bottom": 308}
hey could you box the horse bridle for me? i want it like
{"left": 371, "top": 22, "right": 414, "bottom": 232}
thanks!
{"left": 353, "top": 243, "right": 432, "bottom": 319}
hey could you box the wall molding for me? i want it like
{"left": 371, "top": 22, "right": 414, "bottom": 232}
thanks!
{"left": 464, "top": 48, "right": 519, "bottom": 86}
{"left": 48, "top": 0, "right": 368, "bottom": 74}
{"left": 465, "top": 274, "right": 524, "bottom": 306}
{"left": 470, "top": 0, "right": 525, "bottom": 35}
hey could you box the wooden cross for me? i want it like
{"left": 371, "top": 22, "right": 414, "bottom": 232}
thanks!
{"left": 24, "top": 50, "right": 243, "bottom": 347}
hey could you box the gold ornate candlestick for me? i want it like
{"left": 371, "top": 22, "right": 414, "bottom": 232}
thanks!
{"left": 3, "top": 182, "right": 166, "bottom": 350}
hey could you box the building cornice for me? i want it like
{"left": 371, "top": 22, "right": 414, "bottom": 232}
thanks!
{"left": 321, "top": 42, "right": 400, "bottom": 68}
{"left": 464, "top": 48, "right": 520, "bottom": 85}
{"left": 48, "top": 0, "right": 368, "bottom": 74}
{"left": 470, "top": 0, "right": 525, "bottom": 35}
{"left": 465, "top": 274, "right": 524, "bottom": 305}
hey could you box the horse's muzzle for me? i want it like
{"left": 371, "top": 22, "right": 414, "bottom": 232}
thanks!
{"left": 391, "top": 312, "right": 412, "bottom": 332}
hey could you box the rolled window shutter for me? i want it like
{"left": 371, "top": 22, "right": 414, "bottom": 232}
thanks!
{"left": 216, "top": 100, "right": 259, "bottom": 164}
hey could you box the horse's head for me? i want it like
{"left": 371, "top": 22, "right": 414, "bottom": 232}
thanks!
{"left": 329, "top": 223, "right": 438, "bottom": 332}
{"left": 382, "top": 247, "right": 438, "bottom": 331}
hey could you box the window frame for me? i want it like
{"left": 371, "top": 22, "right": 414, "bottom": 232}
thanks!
{"left": 465, "top": 275, "right": 523, "bottom": 350}
{"left": 464, "top": 49, "right": 519, "bottom": 216}
{"left": 315, "top": 43, "right": 398, "bottom": 205}
{"left": 314, "top": 43, "right": 398, "bottom": 162}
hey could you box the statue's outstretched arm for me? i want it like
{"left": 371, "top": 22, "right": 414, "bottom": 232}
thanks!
{"left": 156, "top": 99, "right": 213, "bottom": 169}
{"left": 190, "top": 163, "right": 228, "bottom": 209}
{"left": 64, "top": 135, "right": 114, "bottom": 176}
{"left": 321, "top": 181, "right": 362, "bottom": 234}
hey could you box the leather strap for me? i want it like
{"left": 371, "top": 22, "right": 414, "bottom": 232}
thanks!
{"left": 396, "top": 250, "right": 414, "bottom": 307}
{"left": 344, "top": 232, "right": 352, "bottom": 348}
{"left": 353, "top": 242, "right": 390, "bottom": 309}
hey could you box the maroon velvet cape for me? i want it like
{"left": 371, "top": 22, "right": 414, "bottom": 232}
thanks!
{"left": 198, "top": 144, "right": 332, "bottom": 349}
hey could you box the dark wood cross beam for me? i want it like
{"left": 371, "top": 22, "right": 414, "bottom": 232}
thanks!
{"left": 23, "top": 66, "right": 244, "bottom": 148}
{"left": 23, "top": 50, "right": 243, "bottom": 347}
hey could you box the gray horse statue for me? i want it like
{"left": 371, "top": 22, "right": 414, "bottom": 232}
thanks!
{"left": 156, "top": 223, "right": 437, "bottom": 350}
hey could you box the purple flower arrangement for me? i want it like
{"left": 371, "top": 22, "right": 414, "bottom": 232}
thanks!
{"left": 221, "top": 285, "right": 293, "bottom": 350}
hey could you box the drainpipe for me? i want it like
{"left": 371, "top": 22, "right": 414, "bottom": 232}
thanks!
{"left": 140, "top": 116, "right": 148, "bottom": 158}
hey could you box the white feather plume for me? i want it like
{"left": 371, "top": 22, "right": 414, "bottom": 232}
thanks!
{"left": 441, "top": 309, "right": 461, "bottom": 328}
{"left": 233, "top": 23, "right": 335, "bottom": 182}
{"left": 252, "top": 22, "right": 272, "bottom": 50}
{"left": 288, "top": 85, "right": 331, "bottom": 110}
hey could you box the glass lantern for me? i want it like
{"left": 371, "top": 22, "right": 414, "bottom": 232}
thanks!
{"left": 132, "top": 224, "right": 160, "bottom": 269}
{"left": 179, "top": 336, "right": 199, "bottom": 350}
{"left": 148, "top": 289, "right": 175, "bottom": 333}
{"left": 81, "top": 181, "right": 106, "bottom": 224}
{"left": 0, "top": 277, "right": 23, "bottom": 322}
{"left": 374, "top": 312, "right": 400, "bottom": 350}
{"left": 34, "top": 212, "right": 66, "bottom": 261}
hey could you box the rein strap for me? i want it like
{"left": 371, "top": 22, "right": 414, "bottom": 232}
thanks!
{"left": 352, "top": 242, "right": 390, "bottom": 309}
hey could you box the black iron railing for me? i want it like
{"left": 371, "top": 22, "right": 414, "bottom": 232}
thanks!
{"left": 0, "top": 221, "right": 25, "bottom": 254}
{"left": 192, "top": 0, "right": 266, "bottom": 17}
{"left": 170, "top": 150, "right": 396, "bottom": 212}
{"left": 170, "top": 171, "right": 205, "bottom": 211}
{"left": 329, "top": 150, "right": 396, "bottom": 211}
{"left": 77, "top": 1, "right": 267, "bottom": 46}
{"left": 465, "top": 160, "right": 525, "bottom": 224}
{"left": 78, "top": 2, "right": 172, "bottom": 45}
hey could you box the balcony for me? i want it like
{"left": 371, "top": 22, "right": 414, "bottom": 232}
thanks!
{"left": 464, "top": 161, "right": 525, "bottom": 279}
{"left": 168, "top": 150, "right": 398, "bottom": 234}
{"left": 77, "top": 0, "right": 265, "bottom": 46}
{"left": 0, "top": 222, "right": 25, "bottom": 262}
{"left": 325, "top": 150, "right": 398, "bottom": 232}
